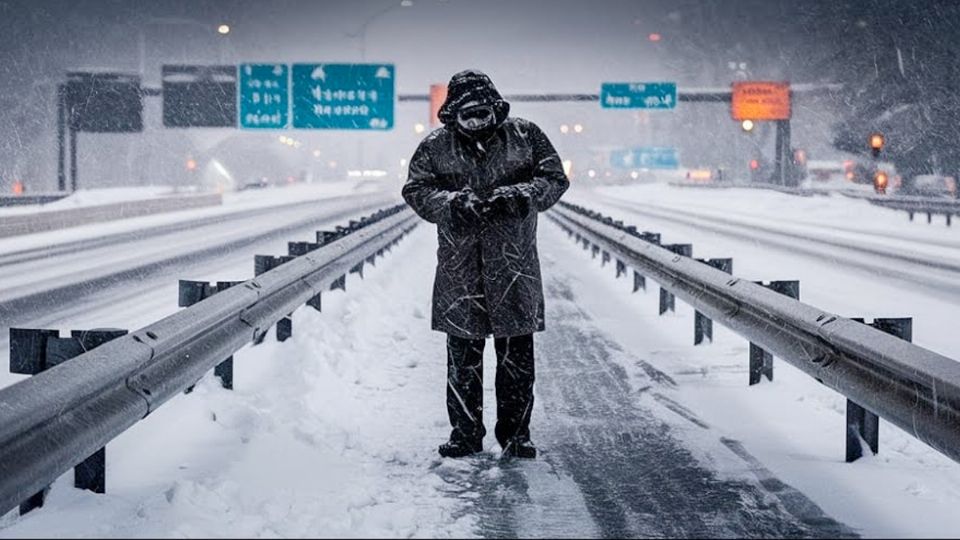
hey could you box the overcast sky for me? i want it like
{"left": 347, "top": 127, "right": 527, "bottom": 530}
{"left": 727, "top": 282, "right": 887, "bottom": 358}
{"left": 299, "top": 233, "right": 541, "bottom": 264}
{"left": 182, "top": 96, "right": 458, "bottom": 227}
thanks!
{"left": 0, "top": 0, "right": 867, "bottom": 189}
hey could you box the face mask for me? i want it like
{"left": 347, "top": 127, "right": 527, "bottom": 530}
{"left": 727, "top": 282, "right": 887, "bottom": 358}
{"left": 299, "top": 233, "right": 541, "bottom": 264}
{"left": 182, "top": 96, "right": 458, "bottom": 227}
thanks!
{"left": 456, "top": 105, "right": 496, "bottom": 132}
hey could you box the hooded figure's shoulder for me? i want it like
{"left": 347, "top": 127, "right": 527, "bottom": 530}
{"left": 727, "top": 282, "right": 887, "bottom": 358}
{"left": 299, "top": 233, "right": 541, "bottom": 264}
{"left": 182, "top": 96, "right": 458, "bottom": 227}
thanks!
{"left": 502, "top": 117, "right": 547, "bottom": 140}
{"left": 414, "top": 126, "right": 454, "bottom": 153}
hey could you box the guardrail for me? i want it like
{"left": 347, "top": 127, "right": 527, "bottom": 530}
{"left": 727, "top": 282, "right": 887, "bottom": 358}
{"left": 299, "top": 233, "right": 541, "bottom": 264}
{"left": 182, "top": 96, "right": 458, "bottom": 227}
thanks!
{"left": 0, "top": 204, "right": 417, "bottom": 516}
{"left": 670, "top": 180, "right": 960, "bottom": 226}
{"left": 547, "top": 201, "right": 960, "bottom": 469}
{"left": 0, "top": 193, "right": 70, "bottom": 207}
{"left": 0, "top": 193, "right": 223, "bottom": 238}
{"left": 852, "top": 193, "right": 960, "bottom": 226}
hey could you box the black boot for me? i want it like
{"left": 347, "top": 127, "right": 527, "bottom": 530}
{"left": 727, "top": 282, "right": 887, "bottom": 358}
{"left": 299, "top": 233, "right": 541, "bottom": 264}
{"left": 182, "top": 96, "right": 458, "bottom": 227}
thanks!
{"left": 501, "top": 437, "right": 537, "bottom": 459}
{"left": 439, "top": 439, "right": 484, "bottom": 458}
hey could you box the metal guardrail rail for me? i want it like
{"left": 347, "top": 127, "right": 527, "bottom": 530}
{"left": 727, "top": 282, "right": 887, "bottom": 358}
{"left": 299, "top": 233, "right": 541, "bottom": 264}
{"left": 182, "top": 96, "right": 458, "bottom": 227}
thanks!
{"left": 547, "top": 201, "right": 960, "bottom": 467}
{"left": 0, "top": 193, "right": 70, "bottom": 207}
{"left": 855, "top": 193, "right": 960, "bottom": 225}
{"left": 670, "top": 180, "right": 960, "bottom": 225}
{"left": 0, "top": 204, "right": 417, "bottom": 515}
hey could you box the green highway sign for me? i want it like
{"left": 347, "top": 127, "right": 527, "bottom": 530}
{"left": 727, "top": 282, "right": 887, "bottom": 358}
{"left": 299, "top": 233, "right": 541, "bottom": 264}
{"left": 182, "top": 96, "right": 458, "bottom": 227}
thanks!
{"left": 611, "top": 147, "right": 680, "bottom": 169}
{"left": 239, "top": 64, "right": 289, "bottom": 129}
{"left": 292, "top": 63, "right": 394, "bottom": 130}
{"left": 601, "top": 82, "right": 677, "bottom": 109}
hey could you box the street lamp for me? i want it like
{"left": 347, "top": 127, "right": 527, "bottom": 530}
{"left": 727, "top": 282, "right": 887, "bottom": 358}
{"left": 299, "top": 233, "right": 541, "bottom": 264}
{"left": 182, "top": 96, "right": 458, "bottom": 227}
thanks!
{"left": 136, "top": 17, "right": 233, "bottom": 73}
{"left": 869, "top": 132, "right": 885, "bottom": 157}
{"left": 741, "top": 119, "right": 755, "bottom": 132}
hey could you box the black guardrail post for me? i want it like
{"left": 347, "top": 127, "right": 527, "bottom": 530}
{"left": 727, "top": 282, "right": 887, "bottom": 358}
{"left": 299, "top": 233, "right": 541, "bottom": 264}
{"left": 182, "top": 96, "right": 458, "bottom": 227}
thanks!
{"left": 253, "top": 255, "right": 295, "bottom": 343}
{"left": 178, "top": 280, "right": 243, "bottom": 389}
{"left": 289, "top": 241, "right": 324, "bottom": 311}
{"left": 748, "top": 280, "right": 800, "bottom": 385}
{"left": 693, "top": 258, "right": 733, "bottom": 345}
{"left": 659, "top": 244, "right": 693, "bottom": 315}
{"left": 319, "top": 230, "right": 349, "bottom": 292}
{"left": 9, "top": 327, "right": 127, "bottom": 514}
{"left": 845, "top": 317, "right": 912, "bottom": 463}
{"left": 615, "top": 259, "right": 627, "bottom": 279}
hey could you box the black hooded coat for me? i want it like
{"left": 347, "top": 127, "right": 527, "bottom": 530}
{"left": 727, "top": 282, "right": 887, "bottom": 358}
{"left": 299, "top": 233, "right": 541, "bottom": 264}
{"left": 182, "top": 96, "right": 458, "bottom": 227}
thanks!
{"left": 402, "top": 70, "right": 570, "bottom": 338}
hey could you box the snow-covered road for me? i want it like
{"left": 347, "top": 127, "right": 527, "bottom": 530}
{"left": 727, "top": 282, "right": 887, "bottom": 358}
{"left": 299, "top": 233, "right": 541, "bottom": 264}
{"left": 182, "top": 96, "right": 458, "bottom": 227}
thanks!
{"left": 0, "top": 190, "right": 398, "bottom": 391}
{"left": 2, "top": 183, "right": 960, "bottom": 537}
{"left": 0, "top": 192, "right": 395, "bottom": 318}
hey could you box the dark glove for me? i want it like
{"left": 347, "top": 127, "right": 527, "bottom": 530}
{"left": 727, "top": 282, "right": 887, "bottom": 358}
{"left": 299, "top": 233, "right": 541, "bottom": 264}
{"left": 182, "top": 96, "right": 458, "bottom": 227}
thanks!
{"left": 481, "top": 185, "right": 532, "bottom": 218}
{"left": 449, "top": 188, "right": 483, "bottom": 231}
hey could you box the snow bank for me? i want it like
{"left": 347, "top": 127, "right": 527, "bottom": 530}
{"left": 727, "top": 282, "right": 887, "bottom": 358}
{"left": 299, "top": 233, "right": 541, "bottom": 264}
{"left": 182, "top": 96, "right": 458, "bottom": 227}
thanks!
{"left": 0, "top": 226, "right": 474, "bottom": 538}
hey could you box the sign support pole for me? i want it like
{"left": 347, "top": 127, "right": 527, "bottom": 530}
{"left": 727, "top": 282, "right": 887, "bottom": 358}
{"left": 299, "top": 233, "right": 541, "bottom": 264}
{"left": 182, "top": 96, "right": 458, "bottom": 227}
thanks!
{"left": 774, "top": 119, "right": 791, "bottom": 186}
{"left": 57, "top": 85, "right": 67, "bottom": 192}
{"left": 69, "top": 125, "right": 78, "bottom": 193}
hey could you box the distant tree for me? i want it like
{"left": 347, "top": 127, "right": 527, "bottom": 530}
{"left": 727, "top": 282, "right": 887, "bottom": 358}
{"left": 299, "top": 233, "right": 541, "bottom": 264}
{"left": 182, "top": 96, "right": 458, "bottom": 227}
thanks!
{"left": 803, "top": 1, "right": 960, "bottom": 184}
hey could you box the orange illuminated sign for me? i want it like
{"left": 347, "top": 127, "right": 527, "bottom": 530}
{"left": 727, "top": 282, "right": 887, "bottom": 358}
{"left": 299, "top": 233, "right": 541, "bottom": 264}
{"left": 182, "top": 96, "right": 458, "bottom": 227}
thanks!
{"left": 731, "top": 81, "right": 791, "bottom": 121}
{"left": 429, "top": 83, "right": 448, "bottom": 127}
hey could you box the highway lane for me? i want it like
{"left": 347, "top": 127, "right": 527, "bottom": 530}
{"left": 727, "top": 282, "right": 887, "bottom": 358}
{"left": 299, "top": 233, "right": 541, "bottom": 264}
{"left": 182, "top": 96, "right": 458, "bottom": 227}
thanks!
{"left": 0, "top": 192, "right": 399, "bottom": 389}
{"left": 570, "top": 188, "right": 960, "bottom": 361}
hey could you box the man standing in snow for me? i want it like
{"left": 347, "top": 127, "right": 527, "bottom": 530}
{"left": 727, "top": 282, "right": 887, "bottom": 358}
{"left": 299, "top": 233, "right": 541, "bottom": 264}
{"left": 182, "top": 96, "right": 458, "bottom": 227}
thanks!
{"left": 402, "top": 70, "right": 569, "bottom": 459}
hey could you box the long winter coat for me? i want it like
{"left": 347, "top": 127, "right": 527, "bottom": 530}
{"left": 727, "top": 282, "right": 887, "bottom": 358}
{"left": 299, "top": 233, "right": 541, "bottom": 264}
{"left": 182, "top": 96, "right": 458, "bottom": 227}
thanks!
{"left": 402, "top": 118, "right": 569, "bottom": 338}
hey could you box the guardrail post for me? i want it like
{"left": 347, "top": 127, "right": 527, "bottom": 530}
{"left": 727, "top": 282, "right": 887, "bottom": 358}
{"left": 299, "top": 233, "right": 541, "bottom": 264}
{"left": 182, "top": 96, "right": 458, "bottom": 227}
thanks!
{"left": 9, "top": 327, "right": 127, "bottom": 513}
{"left": 350, "top": 260, "right": 365, "bottom": 279}
{"left": 615, "top": 259, "right": 626, "bottom": 279}
{"left": 633, "top": 271, "right": 646, "bottom": 292}
{"left": 845, "top": 317, "right": 912, "bottom": 462}
{"left": 253, "top": 255, "right": 295, "bottom": 344}
{"left": 178, "top": 280, "right": 242, "bottom": 389}
{"left": 601, "top": 250, "right": 610, "bottom": 267}
{"left": 591, "top": 243, "right": 600, "bottom": 259}
{"left": 623, "top": 229, "right": 659, "bottom": 294}
{"left": 289, "top": 241, "right": 323, "bottom": 312}
{"left": 748, "top": 280, "right": 800, "bottom": 384}
{"left": 947, "top": 214, "right": 952, "bottom": 227}
{"left": 693, "top": 258, "right": 733, "bottom": 345}
{"left": 659, "top": 244, "right": 692, "bottom": 315}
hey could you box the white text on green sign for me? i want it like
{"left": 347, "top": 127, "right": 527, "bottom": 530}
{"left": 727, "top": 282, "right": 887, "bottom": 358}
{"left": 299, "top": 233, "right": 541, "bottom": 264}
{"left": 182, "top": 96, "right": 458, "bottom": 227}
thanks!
{"left": 601, "top": 82, "right": 677, "bottom": 109}
{"left": 239, "top": 64, "right": 289, "bottom": 129}
{"left": 292, "top": 64, "right": 394, "bottom": 130}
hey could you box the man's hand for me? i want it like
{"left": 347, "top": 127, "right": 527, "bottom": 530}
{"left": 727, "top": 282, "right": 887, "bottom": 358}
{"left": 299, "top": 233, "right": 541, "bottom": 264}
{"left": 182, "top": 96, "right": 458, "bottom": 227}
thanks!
{"left": 479, "top": 185, "right": 533, "bottom": 219}
{"left": 449, "top": 188, "right": 483, "bottom": 230}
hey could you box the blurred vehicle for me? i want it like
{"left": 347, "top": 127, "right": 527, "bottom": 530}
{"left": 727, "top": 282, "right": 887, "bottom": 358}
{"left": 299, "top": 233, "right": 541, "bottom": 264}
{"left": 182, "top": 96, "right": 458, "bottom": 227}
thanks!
{"left": 238, "top": 177, "right": 272, "bottom": 191}
{"left": 685, "top": 168, "right": 713, "bottom": 182}
{"left": 843, "top": 159, "right": 874, "bottom": 185}
{"left": 805, "top": 160, "right": 846, "bottom": 182}
{"left": 905, "top": 174, "right": 957, "bottom": 198}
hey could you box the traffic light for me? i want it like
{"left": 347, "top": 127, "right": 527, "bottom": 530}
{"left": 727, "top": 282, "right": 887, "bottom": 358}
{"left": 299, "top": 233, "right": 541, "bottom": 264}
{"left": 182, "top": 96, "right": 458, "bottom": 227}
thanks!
{"left": 749, "top": 159, "right": 759, "bottom": 170}
{"left": 186, "top": 158, "right": 198, "bottom": 172}
{"left": 874, "top": 170, "right": 888, "bottom": 194}
{"left": 869, "top": 133, "right": 884, "bottom": 157}
{"left": 12, "top": 180, "right": 24, "bottom": 195}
